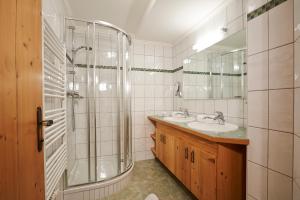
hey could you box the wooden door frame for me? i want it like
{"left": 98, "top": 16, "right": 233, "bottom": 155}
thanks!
{"left": 0, "top": 0, "right": 45, "bottom": 200}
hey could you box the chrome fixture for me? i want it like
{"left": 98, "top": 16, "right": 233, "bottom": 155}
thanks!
{"left": 179, "top": 107, "right": 190, "bottom": 117}
{"left": 175, "top": 81, "right": 183, "bottom": 97}
{"left": 72, "top": 45, "right": 93, "bottom": 53}
{"left": 184, "top": 109, "right": 190, "bottom": 117}
{"left": 66, "top": 24, "right": 94, "bottom": 132}
{"left": 204, "top": 111, "right": 225, "bottom": 125}
{"left": 67, "top": 70, "right": 76, "bottom": 75}
{"left": 221, "top": 27, "right": 228, "bottom": 32}
{"left": 66, "top": 91, "right": 83, "bottom": 99}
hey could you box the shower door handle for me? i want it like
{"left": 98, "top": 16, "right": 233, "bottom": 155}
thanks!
{"left": 37, "top": 106, "right": 53, "bottom": 152}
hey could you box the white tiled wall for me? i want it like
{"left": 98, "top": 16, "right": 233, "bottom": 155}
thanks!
{"left": 132, "top": 40, "right": 174, "bottom": 161}
{"left": 246, "top": 0, "right": 298, "bottom": 199}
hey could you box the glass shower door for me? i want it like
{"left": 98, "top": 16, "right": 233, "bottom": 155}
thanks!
{"left": 65, "top": 19, "right": 132, "bottom": 187}
{"left": 65, "top": 21, "right": 95, "bottom": 186}
{"left": 93, "top": 25, "right": 132, "bottom": 181}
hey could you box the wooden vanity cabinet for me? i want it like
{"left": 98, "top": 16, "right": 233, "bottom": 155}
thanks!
{"left": 151, "top": 119, "right": 247, "bottom": 200}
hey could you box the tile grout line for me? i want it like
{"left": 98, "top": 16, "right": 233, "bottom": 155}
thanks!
{"left": 266, "top": 9, "right": 270, "bottom": 200}
{"left": 248, "top": 160, "right": 293, "bottom": 179}
{"left": 248, "top": 41, "right": 294, "bottom": 58}
{"left": 292, "top": 0, "right": 295, "bottom": 196}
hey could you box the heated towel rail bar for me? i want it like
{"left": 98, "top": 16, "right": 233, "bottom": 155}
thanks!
{"left": 43, "top": 18, "right": 67, "bottom": 200}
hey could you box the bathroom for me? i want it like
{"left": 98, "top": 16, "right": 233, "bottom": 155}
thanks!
{"left": 0, "top": 0, "right": 299, "bottom": 199}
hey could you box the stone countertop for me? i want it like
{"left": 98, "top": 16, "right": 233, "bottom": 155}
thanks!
{"left": 148, "top": 115, "right": 249, "bottom": 145}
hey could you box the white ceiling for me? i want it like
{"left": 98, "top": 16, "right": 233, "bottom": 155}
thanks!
{"left": 64, "top": 0, "right": 225, "bottom": 44}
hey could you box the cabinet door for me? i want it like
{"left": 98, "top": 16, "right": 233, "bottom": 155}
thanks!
{"left": 190, "top": 145, "right": 201, "bottom": 199}
{"left": 191, "top": 146, "right": 217, "bottom": 200}
{"left": 156, "top": 129, "right": 163, "bottom": 161}
{"left": 175, "top": 138, "right": 191, "bottom": 189}
{"left": 175, "top": 138, "right": 185, "bottom": 182}
{"left": 163, "top": 131, "right": 175, "bottom": 173}
{"left": 199, "top": 151, "right": 217, "bottom": 200}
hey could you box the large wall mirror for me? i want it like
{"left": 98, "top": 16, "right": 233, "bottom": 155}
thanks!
{"left": 183, "top": 30, "right": 247, "bottom": 100}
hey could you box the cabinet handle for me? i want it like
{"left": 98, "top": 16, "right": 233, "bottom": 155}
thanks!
{"left": 191, "top": 151, "right": 195, "bottom": 163}
{"left": 184, "top": 148, "right": 188, "bottom": 159}
{"left": 163, "top": 135, "right": 166, "bottom": 144}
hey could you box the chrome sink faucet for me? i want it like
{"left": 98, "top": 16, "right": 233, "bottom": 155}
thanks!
{"left": 214, "top": 111, "right": 225, "bottom": 125}
{"left": 179, "top": 107, "right": 190, "bottom": 117}
{"left": 184, "top": 108, "right": 190, "bottom": 117}
{"left": 204, "top": 111, "right": 225, "bottom": 125}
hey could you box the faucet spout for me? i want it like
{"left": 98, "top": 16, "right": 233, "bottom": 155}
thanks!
{"left": 203, "top": 111, "right": 225, "bottom": 124}
{"left": 214, "top": 111, "right": 225, "bottom": 125}
{"left": 179, "top": 107, "right": 190, "bottom": 117}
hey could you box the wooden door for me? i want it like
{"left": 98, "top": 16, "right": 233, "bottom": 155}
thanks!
{"left": 175, "top": 138, "right": 191, "bottom": 189}
{"left": 182, "top": 143, "right": 191, "bottom": 189}
{"left": 190, "top": 145, "right": 201, "bottom": 199}
{"left": 175, "top": 138, "right": 185, "bottom": 182}
{"left": 163, "top": 131, "right": 175, "bottom": 173}
{"left": 199, "top": 151, "right": 217, "bottom": 200}
{"left": 156, "top": 128, "right": 163, "bottom": 161}
{"left": 0, "top": 0, "right": 44, "bottom": 200}
{"left": 191, "top": 144, "right": 217, "bottom": 200}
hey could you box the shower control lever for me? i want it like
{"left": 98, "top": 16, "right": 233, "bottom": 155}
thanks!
{"left": 37, "top": 107, "right": 53, "bottom": 152}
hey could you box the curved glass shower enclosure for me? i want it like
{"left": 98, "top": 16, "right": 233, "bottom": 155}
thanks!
{"left": 64, "top": 18, "right": 132, "bottom": 186}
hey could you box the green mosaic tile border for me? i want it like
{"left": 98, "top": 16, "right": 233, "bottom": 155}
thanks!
{"left": 173, "top": 66, "right": 184, "bottom": 72}
{"left": 72, "top": 64, "right": 246, "bottom": 76}
{"left": 247, "top": 0, "right": 287, "bottom": 21}
{"left": 183, "top": 71, "right": 247, "bottom": 77}
{"left": 183, "top": 71, "right": 210, "bottom": 75}
{"left": 74, "top": 64, "right": 118, "bottom": 70}
{"left": 131, "top": 67, "right": 173, "bottom": 73}
{"left": 72, "top": 64, "right": 183, "bottom": 73}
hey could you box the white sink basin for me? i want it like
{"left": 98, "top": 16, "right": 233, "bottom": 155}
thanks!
{"left": 187, "top": 121, "right": 238, "bottom": 133}
{"left": 164, "top": 116, "right": 195, "bottom": 123}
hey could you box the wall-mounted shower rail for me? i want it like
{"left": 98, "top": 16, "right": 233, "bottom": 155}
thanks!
{"left": 43, "top": 19, "right": 67, "bottom": 200}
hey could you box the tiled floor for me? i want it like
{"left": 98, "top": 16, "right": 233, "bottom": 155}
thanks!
{"left": 104, "top": 159, "right": 196, "bottom": 200}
